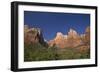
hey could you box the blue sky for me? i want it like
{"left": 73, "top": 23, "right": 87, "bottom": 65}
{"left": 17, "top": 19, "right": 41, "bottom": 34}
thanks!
{"left": 24, "top": 11, "right": 90, "bottom": 41}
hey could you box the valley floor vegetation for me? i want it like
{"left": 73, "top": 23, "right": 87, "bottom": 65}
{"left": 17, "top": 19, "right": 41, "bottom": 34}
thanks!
{"left": 24, "top": 43, "right": 90, "bottom": 62}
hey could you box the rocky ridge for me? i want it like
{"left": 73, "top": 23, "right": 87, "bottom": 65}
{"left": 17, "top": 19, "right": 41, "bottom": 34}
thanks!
{"left": 48, "top": 27, "right": 90, "bottom": 49}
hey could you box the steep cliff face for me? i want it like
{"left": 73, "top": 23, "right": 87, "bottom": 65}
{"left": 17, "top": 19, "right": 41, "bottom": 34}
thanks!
{"left": 24, "top": 25, "right": 48, "bottom": 47}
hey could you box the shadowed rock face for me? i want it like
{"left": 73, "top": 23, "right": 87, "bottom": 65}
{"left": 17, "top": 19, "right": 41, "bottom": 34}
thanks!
{"left": 48, "top": 27, "right": 90, "bottom": 49}
{"left": 24, "top": 25, "right": 48, "bottom": 47}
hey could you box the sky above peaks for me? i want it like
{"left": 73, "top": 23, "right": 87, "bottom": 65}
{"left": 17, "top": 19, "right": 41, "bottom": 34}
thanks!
{"left": 24, "top": 11, "right": 90, "bottom": 41}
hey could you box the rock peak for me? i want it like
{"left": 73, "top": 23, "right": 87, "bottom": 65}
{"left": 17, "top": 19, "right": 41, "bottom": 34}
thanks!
{"left": 86, "top": 26, "right": 90, "bottom": 33}
{"left": 54, "top": 32, "right": 62, "bottom": 41}
{"left": 68, "top": 28, "right": 78, "bottom": 36}
{"left": 56, "top": 32, "right": 63, "bottom": 37}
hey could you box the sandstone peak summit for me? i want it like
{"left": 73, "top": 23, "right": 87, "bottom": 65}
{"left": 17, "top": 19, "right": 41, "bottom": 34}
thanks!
{"left": 54, "top": 32, "right": 64, "bottom": 40}
{"left": 68, "top": 28, "right": 78, "bottom": 36}
{"left": 56, "top": 32, "right": 63, "bottom": 36}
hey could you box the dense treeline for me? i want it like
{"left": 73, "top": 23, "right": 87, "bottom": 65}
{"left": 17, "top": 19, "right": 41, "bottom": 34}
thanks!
{"left": 24, "top": 43, "right": 90, "bottom": 61}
